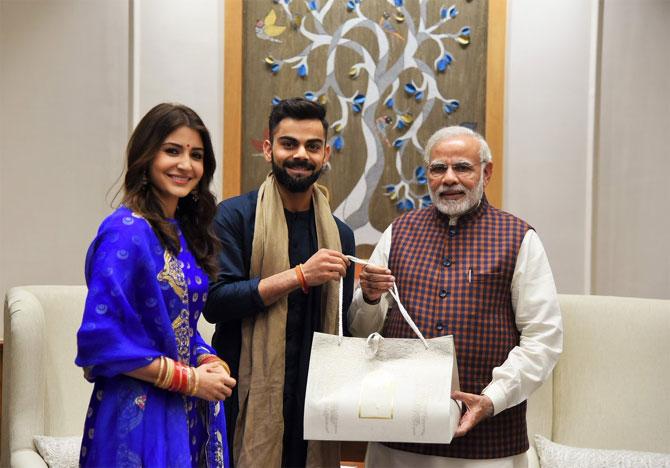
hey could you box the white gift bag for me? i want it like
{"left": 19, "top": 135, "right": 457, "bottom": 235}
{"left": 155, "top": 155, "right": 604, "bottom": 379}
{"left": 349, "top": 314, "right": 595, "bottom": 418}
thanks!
{"left": 304, "top": 257, "right": 461, "bottom": 444}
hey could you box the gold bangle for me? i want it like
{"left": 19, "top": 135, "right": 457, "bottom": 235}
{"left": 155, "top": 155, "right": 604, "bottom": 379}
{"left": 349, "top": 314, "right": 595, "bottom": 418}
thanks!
{"left": 162, "top": 358, "right": 175, "bottom": 389}
{"left": 191, "top": 366, "right": 200, "bottom": 397}
{"left": 187, "top": 366, "right": 195, "bottom": 395}
{"left": 219, "top": 360, "right": 231, "bottom": 376}
{"left": 155, "top": 356, "right": 165, "bottom": 386}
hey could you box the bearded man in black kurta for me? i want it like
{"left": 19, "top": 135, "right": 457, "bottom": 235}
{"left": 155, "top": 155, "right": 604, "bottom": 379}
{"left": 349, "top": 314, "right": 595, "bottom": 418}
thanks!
{"left": 203, "top": 98, "right": 355, "bottom": 468}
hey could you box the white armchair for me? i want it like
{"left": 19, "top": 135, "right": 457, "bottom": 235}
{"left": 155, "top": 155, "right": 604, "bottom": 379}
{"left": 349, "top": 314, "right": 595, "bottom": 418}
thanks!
{"left": 2, "top": 286, "right": 89, "bottom": 467}
{"left": 526, "top": 294, "right": 670, "bottom": 466}
{"left": 1, "top": 285, "right": 216, "bottom": 467}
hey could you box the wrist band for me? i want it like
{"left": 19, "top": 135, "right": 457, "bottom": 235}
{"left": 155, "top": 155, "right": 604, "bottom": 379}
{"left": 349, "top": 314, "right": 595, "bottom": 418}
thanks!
{"left": 295, "top": 264, "right": 309, "bottom": 294}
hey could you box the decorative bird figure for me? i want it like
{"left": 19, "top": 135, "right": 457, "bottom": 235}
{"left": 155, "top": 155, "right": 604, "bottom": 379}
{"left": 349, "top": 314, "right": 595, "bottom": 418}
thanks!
{"left": 255, "top": 9, "right": 286, "bottom": 43}
{"left": 379, "top": 11, "right": 405, "bottom": 41}
{"left": 376, "top": 115, "right": 394, "bottom": 147}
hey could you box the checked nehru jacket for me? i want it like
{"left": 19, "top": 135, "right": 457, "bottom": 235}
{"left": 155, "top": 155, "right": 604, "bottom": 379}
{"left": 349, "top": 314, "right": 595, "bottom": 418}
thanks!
{"left": 383, "top": 196, "right": 531, "bottom": 459}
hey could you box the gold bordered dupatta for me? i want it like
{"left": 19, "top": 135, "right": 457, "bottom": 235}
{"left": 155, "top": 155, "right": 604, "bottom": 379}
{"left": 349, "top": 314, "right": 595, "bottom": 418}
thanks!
{"left": 233, "top": 174, "right": 341, "bottom": 467}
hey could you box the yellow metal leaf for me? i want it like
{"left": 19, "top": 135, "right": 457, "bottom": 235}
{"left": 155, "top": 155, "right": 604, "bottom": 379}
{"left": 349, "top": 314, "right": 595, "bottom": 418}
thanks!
{"left": 456, "top": 35, "right": 470, "bottom": 46}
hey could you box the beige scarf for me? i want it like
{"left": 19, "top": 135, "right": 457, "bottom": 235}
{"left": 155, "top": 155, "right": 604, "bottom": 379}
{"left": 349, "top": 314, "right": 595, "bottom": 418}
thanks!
{"left": 233, "top": 174, "right": 341, "bottom": 468}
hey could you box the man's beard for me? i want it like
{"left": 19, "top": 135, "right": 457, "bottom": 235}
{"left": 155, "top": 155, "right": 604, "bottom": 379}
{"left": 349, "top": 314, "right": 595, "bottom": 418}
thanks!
{"left": 429, "top": 175, "right": 485, "bottom": 217}
{"left": 272, "top": 156, "right": 322, "bottom": 193}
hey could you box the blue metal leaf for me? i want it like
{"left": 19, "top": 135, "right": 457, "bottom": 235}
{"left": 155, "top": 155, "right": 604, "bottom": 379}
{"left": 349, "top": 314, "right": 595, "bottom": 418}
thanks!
{"left": 437, "top": 58, "right": 448, "bottom": 72}
{"left": 333, "top": 135, "right": 344, "bottom": 151}
{"left": 421, "top": 194, "right": 433, "bottom": 207}
{"left": 272, "top": 96, "right": 282, "bottom": 106}
{"left": 415, "top": 91, "right": 424, "bottom": 101}
{"left": 385, "top": 97, "right": 394, "bottom": 108}
{"left": 346, "top": 0, "right": 355, "bottom": 11}
{"left": 396, "top": 198, "right": 414, "bottom": 211}
{"left": 353, "top": 94, "right": 366, "bottom": 105}
{"left": 304, "top": 91, "right": 316, "bottom": 101}
{"left": 443, "top": 100, "right": 460, "bottom": 114}
{"left": 440, "top": 7, "right": 448, "bottom": 19}
{"left": 308, "top": 1, "right": 318, "bottom": 11}
{"left": 415, "top": 166, "right": 427, "bottom": 184}
{"left": 271, "top": 63, "right": 281, "bottom": 74}
{"left": 352, "top": 103, "right": 362, "bottom": 113}
{"left": 384, "top": 184, "right": 397, "bottom": 194}
{"left": 395, "top": 120, "right": 405, "bottom": 130}
{"left": 393, "top": 138, "right": 405, "bottom": 149}
{"left": 394, "top": 0, "right": 403, "bottom": 6}
{"left": 404, "top": 82, "right": 417, "bottom": 95}
{"left": 444, "top": 52, "right": 453, "bottom": 64}
{"left": 297, "top": 64, "right": 308, "bottom": 77}
{"left": 459, "top": 26, "right": 471, "bottom": 36}
{"left": 448, "top": 6, "right": 458, "bottom": 18}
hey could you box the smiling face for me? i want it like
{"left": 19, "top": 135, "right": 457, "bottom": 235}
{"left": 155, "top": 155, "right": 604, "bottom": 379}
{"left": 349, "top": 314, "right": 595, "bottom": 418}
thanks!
{"left": 149, "top": 125, "right": 204, "bottom": 217}
{"left": 427, "top": 134, "right": 492, "bottom": 216}
{"left": 263, "top": 117, "right": 330, "bottom": 193}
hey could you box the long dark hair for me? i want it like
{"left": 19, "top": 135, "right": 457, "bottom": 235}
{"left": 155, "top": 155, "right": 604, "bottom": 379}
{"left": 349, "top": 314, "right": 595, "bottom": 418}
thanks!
{"left": 122, "top": 103, "right": 219, "bottom": 276}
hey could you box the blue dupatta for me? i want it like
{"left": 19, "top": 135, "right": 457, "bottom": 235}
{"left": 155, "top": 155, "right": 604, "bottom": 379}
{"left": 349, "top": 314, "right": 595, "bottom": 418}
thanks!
{"left": 76, "top": 206, "right": 229, "bottom": 467}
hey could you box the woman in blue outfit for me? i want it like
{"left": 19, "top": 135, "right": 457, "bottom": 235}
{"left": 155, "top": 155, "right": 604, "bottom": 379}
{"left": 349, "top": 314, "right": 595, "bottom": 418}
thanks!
{"left": 76, "top": 103, "right": 236, "bottom": 467}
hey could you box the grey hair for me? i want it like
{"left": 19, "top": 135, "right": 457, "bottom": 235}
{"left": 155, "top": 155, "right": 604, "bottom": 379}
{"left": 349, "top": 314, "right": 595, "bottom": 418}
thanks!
{"left": 423, "top": 126, "right": 492, "bottom": 164}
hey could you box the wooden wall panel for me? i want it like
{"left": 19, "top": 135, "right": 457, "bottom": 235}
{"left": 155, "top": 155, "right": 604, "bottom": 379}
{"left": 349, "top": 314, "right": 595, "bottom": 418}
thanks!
{"left": 224, "top": 0, "right": 505, "bottom": 255}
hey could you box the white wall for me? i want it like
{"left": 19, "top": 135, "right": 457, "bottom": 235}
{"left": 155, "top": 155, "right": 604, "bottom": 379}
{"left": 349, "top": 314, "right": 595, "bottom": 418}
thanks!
{"left": 504, "top": 0, "right": 599, "bottom": 294}
{"left": 505, "top": 0, "right": 669, "bottom": 300}
{"left": 0, "top": 0, "right": 224, "bottom": 337}
{"left": 134, "top": 0, "right": 224, "bottom": 196}
{"left": 593, "top": 0, "right": 670, "bottom": 299}
{"left": 0, "top": 1, "right": 130, "bottom": 342}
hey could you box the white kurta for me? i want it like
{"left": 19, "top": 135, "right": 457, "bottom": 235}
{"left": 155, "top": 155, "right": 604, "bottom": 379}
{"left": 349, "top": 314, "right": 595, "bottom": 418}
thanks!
{"left": 348, "top": 225, "right": 563, "bottom": 467}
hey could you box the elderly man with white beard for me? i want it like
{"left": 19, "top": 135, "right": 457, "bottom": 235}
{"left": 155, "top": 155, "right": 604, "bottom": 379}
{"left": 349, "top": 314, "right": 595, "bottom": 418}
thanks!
{"left": 348, "top": 126, "right": 563, "bottom": 468}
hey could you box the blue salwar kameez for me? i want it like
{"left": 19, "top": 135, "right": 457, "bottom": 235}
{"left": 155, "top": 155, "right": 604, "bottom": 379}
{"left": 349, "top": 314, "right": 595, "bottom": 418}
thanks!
{"left": 76, "top": 206, "right": 229, "bottom": 467}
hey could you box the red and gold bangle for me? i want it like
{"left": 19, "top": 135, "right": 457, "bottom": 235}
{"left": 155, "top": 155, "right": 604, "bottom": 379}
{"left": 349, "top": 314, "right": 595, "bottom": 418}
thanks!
{"left": 168, "top": 362, "right": 182, "bottom": 391}
{"left": 197, "top": 353, "right": 217, "bottom": 366}
{"left": 155, "top": 357, "right": 202, "bottom": 396}
{"left": 295, "top": 264, "right": 309, "bottom": 294}
{"left": 198, "top": 354, "right": 232, "bottom": 375}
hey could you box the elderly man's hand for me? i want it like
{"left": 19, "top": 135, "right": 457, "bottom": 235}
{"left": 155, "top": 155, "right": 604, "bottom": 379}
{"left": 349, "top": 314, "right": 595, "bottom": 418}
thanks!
{"left": 358, "top": 263, "right": 394, "bottom": 303}
{"left": 451, "top": 391, "right": 494, "bottom": 437}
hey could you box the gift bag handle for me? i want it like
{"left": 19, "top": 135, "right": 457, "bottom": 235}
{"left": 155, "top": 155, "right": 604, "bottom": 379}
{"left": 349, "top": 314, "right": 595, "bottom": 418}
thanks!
{"left": 339, "top": 255, "right": 429, "bottom": 349}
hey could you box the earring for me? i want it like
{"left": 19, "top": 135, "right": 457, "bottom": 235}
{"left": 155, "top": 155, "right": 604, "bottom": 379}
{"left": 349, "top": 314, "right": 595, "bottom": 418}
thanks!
{"left": 191, "top": 190, "right": 199, "bottom": 203}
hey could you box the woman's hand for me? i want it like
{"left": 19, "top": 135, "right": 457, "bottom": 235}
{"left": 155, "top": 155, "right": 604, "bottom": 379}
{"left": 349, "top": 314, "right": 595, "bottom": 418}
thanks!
{"left": 193, "top": 361, "right": 237, "bottom": 402}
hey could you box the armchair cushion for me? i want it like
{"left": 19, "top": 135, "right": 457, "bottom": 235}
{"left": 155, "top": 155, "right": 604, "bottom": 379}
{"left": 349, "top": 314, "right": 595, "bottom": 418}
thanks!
{"left": 534, "top": 435, "right": 670, "bottom": 468}
{"left": 33, "top": 436, "right": 81, "bottom": 468}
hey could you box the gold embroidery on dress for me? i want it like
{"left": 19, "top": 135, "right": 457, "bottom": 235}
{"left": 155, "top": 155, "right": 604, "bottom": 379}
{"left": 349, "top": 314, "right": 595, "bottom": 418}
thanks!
{"left": 157, "top": 250, "right": 188, "bottom": 303}
{"left": 172, "top": 308, "right": 194, "bottom": 363}
{"left": 157, "top": 248, "right": 192, "bottom": 363}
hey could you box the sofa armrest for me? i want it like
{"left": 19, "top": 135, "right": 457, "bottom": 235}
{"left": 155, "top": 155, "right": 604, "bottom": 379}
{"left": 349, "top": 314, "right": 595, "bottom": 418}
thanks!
{"left": 11, "top": 449, "right": 48, "bottom": 468}
{"left": 527, "top": 445, "right": 540, "bottom": 468}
